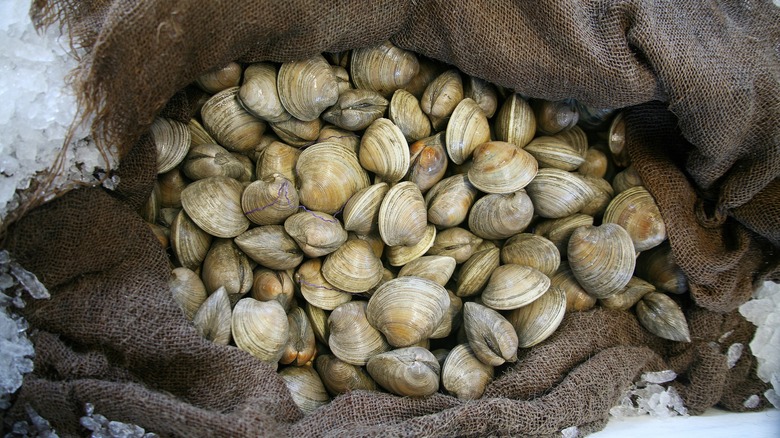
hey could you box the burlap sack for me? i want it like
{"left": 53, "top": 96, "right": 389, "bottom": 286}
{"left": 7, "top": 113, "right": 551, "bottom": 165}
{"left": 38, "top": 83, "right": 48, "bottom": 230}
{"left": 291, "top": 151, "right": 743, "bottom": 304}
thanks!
{"left": 4, "top": 0, "right": 778, "bottom": 436}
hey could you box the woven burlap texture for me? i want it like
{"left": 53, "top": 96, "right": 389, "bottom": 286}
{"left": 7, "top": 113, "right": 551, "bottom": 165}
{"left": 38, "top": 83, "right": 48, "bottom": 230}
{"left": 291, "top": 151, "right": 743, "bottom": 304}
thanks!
{"left": 5, "top": 0, "right": 778, "bottom": 436}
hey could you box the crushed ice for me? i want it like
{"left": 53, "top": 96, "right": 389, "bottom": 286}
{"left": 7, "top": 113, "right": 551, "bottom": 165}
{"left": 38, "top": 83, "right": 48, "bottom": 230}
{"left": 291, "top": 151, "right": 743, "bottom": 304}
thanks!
{"left": 560, "top": 426, "right": 579, "bottom": 438}
{"left": 739, "top": 281, "right": 780, "bottom": 409}
{"left": 609, "top": 370, "right": 689, "bottom": 419}
{"left": 80, "top": 403, "right": 158, "bottom": 438}
{"left": 726, "top": 343, "right": 743, "bottom": 369}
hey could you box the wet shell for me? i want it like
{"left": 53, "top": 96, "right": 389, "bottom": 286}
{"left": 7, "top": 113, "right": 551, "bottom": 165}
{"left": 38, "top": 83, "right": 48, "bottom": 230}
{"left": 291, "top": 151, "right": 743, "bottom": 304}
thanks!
{"left": 305, "top": 302, "right": 330, "bottom": 346}
{"left": 525, "top": 168, "right": 591, "bottom": 218}
{"left": 403, "top": 56, "right": 447, "bottom": 99}
{"left": 635, "top": 242, "right": 688, "bottom": 295}
{"left": 608, "top": 112, "right": 629, "bottom": 167}
{"left": 295, "top": 258, "right": 352, "bottom": 310}
{"left": 481, "top": 264, "right": 551, "bottom": 310}
{"left": 385, "top": 224, "right": 437, "bottom": 266}
{"left": 269, "top": 116, "right": 321, "bottom": 147}
{"left": 427, "top": 227, "right": 483, "bottom": 264}
{"left": 169, "top": 267, "right": 207, "bottom": 320}
{"left": 315, "top": 354, "right": 378, "bottom": 395}
{"left": 506, "top": 285, "right": 567, "bottom": 348}
{"left": 359, "top": 118, "right": 410, "bottom": 183}
{"left": 233, "top": 225, "right": 304, "bottom": 270}
{"left": 280, "top": 307, "right": 317, "bottom": 366}
{"left": 467, "top": 191, "right": 535, "bottom": 240}
{"left": 241, "top": 174, "right": 299, "bottom": 225}
{"left": 388, "top": 89, "right": 432, "bottom": 142}
{"left": 406, "top": 132, "right": 448, "bottom": 193}
{"left": 603, "top": 186, "right": 666, "bottom": 252}
{"left": 468, "top": 141, "right": 538, "bottom": 194}
{"left": 192, "top": 286, "right": 232, "bottom": 345}
{"left": 151, "top": 117, "right": 191, "bottom": 174}
{"left": 350, "top": 41, "right": 419, "bottom": 97}
{"left": 425, "top": 174, "right": 478, "bottom": 229}
{"left": 329, "top": 301, "right": 390, "bottom": 366}
{"left": 182, "top": 143, "right": 245, "bottom": 180}
{"left": 277, "top": 55, "right": 339, "bottom": 121}
{"left": 322, "top": 239, "right": 383, "bottom": 293}
{"left": 317, "top": 125, "right": 360, "bottom": 153}
{"left": 158, "top": 168, "right": 188, "bottom": 209}
{"left": 201, "top": 238, "right": 253, "bottom": 302}
{"left": 284, "top": 211, "right": 348, "bottom": 258}
{"left": 251, "top": 268, "right": 295, "bottom": 312}
{"left": 378, "top": 181, "right": 427, "bottom": 247}
{"left": 397, "top": 255, "right": 457, "bottom": 287}
{"left": 456, "top": 247, "right": 500, "bottom": 298}
{"left": 494, "top": 93, "right": 536, "bottom": 148}
{"left": 366, "top": 276, "right": 450, "bottom": 347}
{"left": 342, "top": 182, "right": 389, "bottom": 235}
{"left": 531, "top": 99, "right": 579, "bottom": 135}
{"left": 188, "top": 118, "right": 217, "bottom": 147}
{"left": 500, "top": 233, "right": 561, "bottom": 277}
{"left": 421, "top": 69, "right": 464, "bottom": 130}
{"left": 430, "top": 290, "right": 462, "bottom": 339}
{"left": 550, "top": 262, "right": 597, "bottom": 312}
{"left": 196, "top": 62, "right": 242, "bottom": 94}
{"left": 445, "top": 98, "right": 491, "bottom": 165}
{"left": 180, "top": 176, "right": 249, "bottom": 238}
{"left": 367, "top": 347, "right": 440, "bottom": 397}
{"left": 170, "top": 209, "right": 212, "bottom": 270}
{"left": 232, "top": 298, "right": 290, "bottom": 365}
{"left": 201, "top": 87, "right": 266, "bottom": 153}
{"left": 463, "top": 302, "right": 518, "bottom": 366}
{"left": 600, "top": 276, "right": 655, "bottom": 311}
{"left": 256, "top": 141, "right": 301, "bottom": 186}
{"left": 279, "top": 366, "right": 329, "bottom": 414}
{"left": 577, "top": 148, "right": 609, "bottom": 179}
{"left": 441, "top": 343, "right": 494, "bottom": 400}
{"left": 533, "top": 213, "right": 594, "bottom": 258}
{"left": 238, "top": 62, "right": 290, "bottom": 123}
{"left": 612, "top": 165, "right": 644, "bottom": 194}
{"left": 636, "top": 292, "right": 691, "bottom": 342}
{"left": 322, "top": 89, "right": 388, "bottom": 131}
{"left": 579, "top": 175, "right": 614, "bottom": 217}
{"left": 568, "top": 223, "right": 636, "bottom": 298}
{"left": 296, "top": 142, "right": 370, "bottom": 214}
{"left": 464, "top": 76, "right": 498, "bottom": 118}
{"left": 523, "top": 136, "right": 585, "bottom": 171}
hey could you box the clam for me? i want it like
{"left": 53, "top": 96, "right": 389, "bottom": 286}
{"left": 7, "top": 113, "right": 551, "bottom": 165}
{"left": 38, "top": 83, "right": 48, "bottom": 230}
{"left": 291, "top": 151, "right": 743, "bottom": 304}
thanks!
{"left": 296, "top": 142, "right": 370, "bottom": 214}
{"left": 430, "top": 290, "right": 462, "bottom": 339}
{"left": 464, "top": 76, "right": 498, "bottom": 118}
{"left": 350, "top": 41, "right": 419, "bottom": 97}
{"left": 322, "top": 89, "right": 388, "bottom": 131}
{"left": 575, "top": 102, "right": 614, "bottom": 130}
{"left": 315, "top": 354, "right": 378, "bottom": 395}
{"left": 332, "top": 65, "right": 351, "bottom": 94}
{"left": 523, "top": 136, "right": 585, "bottom": 171}
{"left": 170, "top": 209, "right": 212, "bottom": 270}
{"left": 158, "top": 168, "right": 188, "bottom": 208}
{"left": 159, "top": 207, "right": 180, "bottom": 228}
{"left": 232, "top": 152, "right": 255, "bottom": 182}
{"left": 181, "top": 176, "right": 249, "bottom": 238}
{"left": 455, "top": 247, "right": 500, "bottom": 298}
{"left": 635, "top": 292, "right": 691, "bottom": 342}
{"left": 232, "top": 298, "right": 289, "bottom": 365}
{"left": 603, "top": 186, "right": 666, "bottom": 252}
{"left": 388, "top": 89, "right": 432, "bottom": 142}
{"left": 421, "top": 69, "right": 464, "bottom": 130}
{"left": 169, "top": 267, "right": 207, "bottom": 320}
{"left": 366, "top": 276, "right": 450, "bottom": 347}
{"left": 251, "top": 268, "right": 295, "bottom": 312}
{"left": 192, "top": 286, "right": 232, "bottom": 345}
{"left": 468, "top": 141, "right": 538, "bottom": 194}
{"left": 445, "top": 98, "right": 491, "bottom": 165}
{"left": 238, "top": 62, "right": 290, "bottom": 123}
{"left": 182, "top": 143, "right": 246, "bottom": 181}
{"left": 233, "top": 225, "right": 304, "bottom": 270}
{"left": 296, "top": 258, "right": 352, "bottom": 310}
{"left": 533, "top": 213, "right": 594, "bottom": 257}
{"left": 385, "top": 224, "right": 437, "bottom": 266}
{"left": 284, "top": 211, "right": 348, "bottom": 258}
{"left": 139, "top": 182, "right": 160, "bottom": 224}
{"left": 378, "top": 181, "right": 427, "bottom": 247}
{"left": 277, "top": 55, "right": 339, "bottom": 122}
{"left": 242, "top": 174, "right": 300, "bottom": 225}
{"left": 248, "top": 134, "right": 281, "bottom": 162}
{"left": 481, "top": 264, "right": 551, "bottom": 310}
{"left": 463, "top": 302, "right": 518, "bottom": 366}
{"left": 196, "top": 62, "right": 242, "bottom": 94}
{"left": 441, "top": 343, "right": 494, "bottom": 400}
{"left": 467, "top": 191, "right": 535, "bottom": 240}
{"left": 305, "top": 302, "right": 330, "bottom": 346}
{"left": 269, "top": 116, "right": 321, "bottom": 147}
{"left": 525, "top": 168, "right": 591, "bottom": 218}
{"left": 425, "top": 174, "right": 478, "bottom": 229}
{"left": 322, "top": 239, "right": 383, "bottom": 293}
{"left": 201, "top": 238, "right": 253, "bottom": 303}
{"left": 552, "top": 125, "right": 588, "bottom": 157}
{"left": 201, "top": 87, "right": 266, "bottom": 153}
{"left": 151, "top": 117, "right": 191, "bottom": 174}
{"left": 279, "top": 366, "right": 329, "bottom": 414}
{"left": 317, "top": 125, "right": 360, "bottom": 153}
{"left": 342, "top": 182, "right": 389, "bottom": 235}
{"left": 397, "top": 255, "right": 457, "bottom": 287}
{"left": 280, "top": 307, "right": 317, "bottom": 366}
{"left": 568, "top": 223, "right": 636, "bottom": 298}
{"left": 635, "top": 242, "right": 688, "bottom": 295}
{"left": 406, "top": 132, "right": 448, "bottom": 193}
{"left": 149, "top": 223, "right": 169, "bottom": 249}
{"left": 403, "top": 56, "right": 447, "bottom": 98}
{"left": 256, "top": 141, "right": 301, "bottom": 186}
{"left": 188, "top": 118, "right": 217, "bottom": 147}
{"left": 367, "top": 347, "right": 440, "bottom": 397}
{"left": 608, "top": 112, "right": 629, "bottom": 167}
{"left": 600, "top": 276, "right": 655, "bottom": 311}
{"left": 549, "top": 262, "right": 597, "bottom": 312}
{"left": 351, "top": 232, "right": 386, "bottom": 259}
{"left": 500, "top": 233, "right": 560, "bottom": 277}
{"left": 612, "top": 165, "right": 644, "bottom": 193}
{"left": 579, "top": 175, "right": 614, "bottom": 217}
{"left": 427, "top": 227, "right": 483, "bottom": 264}
{"left": 494, "top": 93, "right": 536, "bottom": 148}
{"left": 531, "top": 98, "right": 578, "bottom": 135}
{"left": 359, "top": 118, "right": 410, "bottom": 183}
{"left": 329, "top": 301, "right": 390, "bottom": 366}
{"left": 506, "top": 285, "right": 567, "bottom": 348}
{"left": 577, "top": 148, "right": 609, "bottom": 179}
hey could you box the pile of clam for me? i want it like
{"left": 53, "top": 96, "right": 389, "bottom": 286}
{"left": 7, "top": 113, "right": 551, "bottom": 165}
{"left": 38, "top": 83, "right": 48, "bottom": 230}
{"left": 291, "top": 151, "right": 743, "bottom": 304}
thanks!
{"left": 145, "top": 41, "right": 692, "bottom": 413}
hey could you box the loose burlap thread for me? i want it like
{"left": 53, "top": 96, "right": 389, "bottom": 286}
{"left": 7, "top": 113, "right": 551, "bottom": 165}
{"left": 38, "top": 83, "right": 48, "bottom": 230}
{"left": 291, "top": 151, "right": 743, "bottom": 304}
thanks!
{"left": 4, "top": 0, "right": 779, "bottom": 436}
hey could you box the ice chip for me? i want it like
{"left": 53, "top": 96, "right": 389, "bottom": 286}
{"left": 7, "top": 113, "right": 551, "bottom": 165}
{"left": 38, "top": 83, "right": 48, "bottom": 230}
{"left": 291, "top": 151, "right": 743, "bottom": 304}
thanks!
{"left": 765, "top": 388, "right": 780, "bottom": 409}
{"left": 743, "top": 394, "right": 761, "bottom": 409}
{"left": 641, "top": 369, "right": 677, "bottom": 384}
{"left": 108, "top": 420, "right": 146, "bottom": 438}
{"left": 10, "top": 261, "right": 50, "bottom": 299}
{"left": 561, "top": 426, "right": 579, "bottom": 438}
{"left": 80, "top": 415, "right": 103, "bottom": 432}
{"left": 727, "top": 343, "right": 743, "bottom": 368}
{"left": 0, "top": 273, "right": 15, "bottom": 290}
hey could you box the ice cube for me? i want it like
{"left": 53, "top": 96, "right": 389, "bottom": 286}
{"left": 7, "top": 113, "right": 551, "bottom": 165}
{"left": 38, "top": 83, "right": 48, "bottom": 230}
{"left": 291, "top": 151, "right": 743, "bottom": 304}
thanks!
{"left": 743, "top": 394, "right": 761, "bottom": 409}
{"left": 641, "top": 370, "right": 677, "bottom": 384}
{"left": 9, "top": 261, "right": 50, "bottom": 299}
{"left": 561, "top": 426, "right": 579, "bottom": 438}
{"left": 727, "top": 343, "right": 743, "bottom": 368}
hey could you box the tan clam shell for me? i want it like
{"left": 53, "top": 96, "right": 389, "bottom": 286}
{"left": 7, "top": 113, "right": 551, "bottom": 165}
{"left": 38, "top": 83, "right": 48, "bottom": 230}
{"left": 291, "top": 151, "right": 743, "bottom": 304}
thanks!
{"left": 406, "top": 132, "right": 448, "bottom": 193}
{"left": 603, "top": 186, "right": 666, "bottom": 252}
{"left": 342, "top": 182, "right": 389, "bottom": 235}
{"left": 322, "top": 89, "right": 388, "bottom": 131}
{"left": 269, "top": 116, "right": 321, "bottom": 147}
{"left": 550, "top": 262, "right": 596, "bottom": 312}
{"left": 322, "top": 239, "right": 383, "bottom": 293}
{"left": 182, "top": 143, "right": 245, "bottom": 181}
{"left": 180, "top": 176, "right": 249, "bottom": 238}
{"left": 138, "top": 182, "right": 160, "bottom": 224}
{"left": 233, "top": 225, "right": 304, "bottom": 270}
{"left": 481, "top": 264, "right": 551, "bottom": 310}
{"left": 295, "top": 258, "right": 352, "bottom": 310}
{"left": 425, "top": 174, "right": 478, "bottom": 229}
{"left": 600, "top": 276, "right": 655, "bottom": 311}
{"left": 238, "top": 62, "right": 290, "bottom": 123}
{"left": 568, "top": 223, "right": 636, "bottom": 298}
{"left": 151, "top": 117, "right": 191, "bottom": 174}
{"left": 232, "top": 152, "right": 255, "bottom": 182}
{"left": 305, "top": 302, "right": 330, "bottom": 346}
{"left": 367, "top": 347, "right": 440, "bottom": 397}
{"left": 608, "top": 112, "right": 629, "bottom": 167}
{"left": 201, "top": 87, "right": 266, "bottom": 153}
{"left": 251, "top": 268, "right": 295, "bottom": 312}
{"left": 192, "top": 286, "right": 232, "bottom": 345}
{"left": 579, "top": 175, "right": 615, "bottom": 217}
{"left": 506, "top": 285, "right": 567, "bottom": 348}
{"left": 523, "top": 135, "right": 585, "bottom": 171}
{"left": 403, "top": 56, "right": 447, "bottom": 99}
{"left": 552, "top": 125, "right": 588, "bottom": 158}
{"left": 232, "top": 298, "right": 289, "bottom": 365}
{"left": 378, "top": 181, "right": 427, "bottom": 247}
{"left": 159, "top": 207, "right": 180, "bottom": 228}
{"left": 241, "top": 173, "right": 299, "bottom": 226}
{"left": 612, "top": 165, "right": 644, "bottom": 194}
{"left": 468, "top": 191, "right": 534, "bottom": 240}
{"left": 317, "top": 125, "right": 360, "bottom": 153}
{"left": 636, "top": 292, "right": 691, "bottom": 342}
{"left": 463, "top": 302, "right": 518, "bottom": 366}
{"left": 196, "top": 62, "right": 242, "bottom": 94}
{"left": 170, "top": 209, "right": 212, "bottom": 270}
{"left": 577, "top": 147, "right": 609, "bottom": 179}
{"left": 385, "top": 224, "right": 437, "bottom": 266}
{"left": 525, "top": 168, "right": 591, "bottom": 218}
{"left": 455, "top": 247, "right": 500, "bottom": 298}
{"left": 277, "top": 55, "right": 339, "bottom": 122}
{"left": 158, "top": 168, "right": 187, "bottom": 209}
{"left": 441, "top": 343, "right": 494, "bottom": 400}
{"left": 397, "top": 255, "right": 457, "bottom": 287}
{"left": 315, "top": 354, "right": 378, "bottom": 395}
{"left": 188, "top": 118, "right": 217, "bottom": 147}
{"left": 256, "top": 141, "right": 301, "bottom": 186}
{"left": 329, "top": 301, "right": 390, "bottom": 366}
{"left": 430, "top": 289, "right": 463, "bottom": 339}
{"left": 421, "top": 69, "right": 464, "bottom": 130}
{"left": 359, "top": 118, "right": 410, "bottom": 183}
{"left": 279, "top": 366, "right": 329, "bottom": 415}
{"left": 533, "top": 213, "right": 594, "bottom": 257}
{"left": 169, "top": 267, "right": 207, "bottom": 320}
{"left": 280, "top": 307, "right": 317, "bottom": 366}
{"left": 635, "top": 242, "right": 688, "bottom": 295}
{"left": 332, "top": 65, "right": 350, "bottom": 94}
{"left": 284, "top": 211, "right": 348, "bottom": 258}
{"left": 531, "top": 98, "right": 579, "bottom": 135}
{"left": 201, "top": 238, "right": 253, "bottom": 303}
{"left": 468, "top": 141, "right": 538, "bottom": 194}
{"left": 296, "top": 142, "right": 370, "bottom": 214}
{"left": 500, "top": 233, "right": 561, "bottom": 277}
{"left": 350, "top": 41, "right": 419, "bottom": 97}
{"left": 389, "top": 89, "right": 432, "bottom": 142}
{"left": 426, "top": 227, "right": 483, "bottom": 264}
{"left": 351, "top": 232, "right": 386, "bottom": 259}
{"left": 464, "top": 76, "right": 498, "bottom": 118}
{"left": 494, "top": 93, "right": 536, "bottom": 148}
{"left": 445, "top": 98, "right": 491, "bottom": 165}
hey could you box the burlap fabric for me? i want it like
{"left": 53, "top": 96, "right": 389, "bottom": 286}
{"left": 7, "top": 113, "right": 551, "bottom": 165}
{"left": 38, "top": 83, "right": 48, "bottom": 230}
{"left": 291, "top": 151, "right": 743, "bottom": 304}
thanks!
{"left": 3, "top": 0, "right": 778, "bottom": 436}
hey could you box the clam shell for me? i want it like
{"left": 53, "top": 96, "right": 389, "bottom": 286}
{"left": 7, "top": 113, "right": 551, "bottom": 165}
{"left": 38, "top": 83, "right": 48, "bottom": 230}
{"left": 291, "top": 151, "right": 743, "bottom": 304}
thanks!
{"left": 523, "top": 135, "right": 585, "bottom": 171}
{"left": 397, "top": 255, "right": 457, "bottom": 287}
{"left": 269, "top": 116, "right": 321, "bottom": 147}
{"left": 170, "top": 209, "right": 212, "bottom": 270}
{"left": 430, "top": 289, "right": 462, "bottom": 339}
{"left": 201, "top": 87, "right": 266, "bottom": 153}
{"left": 608, "top": 112, "right": 629, "bottom": 167}
{"left": 158, "top": 168, "right": 187, "bottom": 209}
{"left": 568, "top": 223, "right": 636, "bottom": 298}
{"left": 280, "top": 307, "right": 317, "bottom": 366}
{"left": 284, "top": 211, "right": 348, "bottom": 258}
{"left": 635, "top": 242, "right": 688, "bottom": 295}
{"left": 279, "top": 366, "right": 329, "bottom": 414}
{"left": 359, "top": 118, "right": 410, "bottom": 183}
{"left": 322, "top": 239, "right": 383, "bottom": 293}
{"left": 367, "top": 347, "right": 440, "bottom": 397}
{"left": 464, "top": 76, "right": 498, "bottom": 118}
{"left": 329, "top": 301, "right": 390, "bottom": 366}
{"left": 481, "top": 264, "right": 551, "bottom": 310}
{"left": 350, "top": 41, "right": 419, "bottom": 97}
{"left": 315, "top": 354, "right": 378, "bottom": 395}
{"left": 232, "top": 298, "right": 289, "bottom": 365}
{"left": 533, "top": 213, "right": 594, "bottom": 257}
{"left": 342, "top": 182, "right": 389, "bottom": 235}
{"left": 388, "top": 89, "right": 432, "bottom": 142}
{"left": 201, "top": 238, "right": 253, "bottom": 302}
{"left": 553, "top": 125, "right": 588, "bottom": 157}
{"left": 425, "top": 174, "right": 478, "bottom": 229}
{"left": 636, "top": 292, "right": 691, "bottom": 342}
{"left": 500, "top": 233, "right": 560, "bottom": 277}
{"left": 188, "top": 118, "right": 217, "bottom": 147}
{"left": 378, "top": 181, "right": 427, "bottom": 247}
{"left": 456, "top": 247, "right": 500, "bottom": 298}
{"left": 426, "top": 227, "right": 482, "bottom": 264}
{"left": 468, "top": 141, "right": 538, "bottom": 194}
{"left": 525, "top": 168, "right": 591, "bottom": 218}
{"left": 600, "top": 276, "right": 655, "bottom": 311}
{"left": 169, "top": 267, "right": 207, "bottom": 320}
{"left": 577, "top": 148, "right": 609, "bottom": 179}
{"left": 295, "top": 258, "right": 352, "bottom": 310}
{"left": 531, "top": 98, "right": 578, "bottom": 135}
{"left": 180, "top": 176, "right": 249, "bottom": 238}
{"left": 196, "top": 62, "right": 242, "bottom": 94}
{"left": 494, "top": 93, "right": 536, "bottom": 148}
{"left": 305, "top": 302, "right": 330, "bottom": 346}
{"left": 277, "top": 55, "right": 339, "bottom": 122}
{"left": 233, "top": 225, "right": 304, "bottom": 270}
{"left": 182, "top": 143, "right": 245, "bottom": 180}
{"left": 421, "top": 69, "right": 464, "bottom": 130}
{"left": 612, "top": 165, "right": 644, "bottom": 194}
{"left": 579, "top": 175, "right": 615, "bottom": 217}
{"left": 192, "top": 286, "right": 232, "bottom": 345}
{"left": 550, "top": 262, "right": 597, "bottom": 312}
{"left": 317, "top": 125, "right": 360, "bottom": 153}
{"left": 251, "top": 268, "right": 295, "bottom": 312}
{"left": 406, "top": 132, "right": 448, "bottom": 193}
{"left": 322, "top": 89, "right": 388, "bottom": 131}
{"left": 385, "top": 224, "right": 437, "bottom": 266}
{"left": 506, "top": 285, "right": 567, "bottom": 348}
{"left": 441, "top": 343, "right": 494, "bottom": 400}
{"left": 332, "top": 65, "right": 351, "bottom": 94}
{"left": 238, "top": 62, "right": 290, "bottom": 123}
{"left": 403, "top": 56, "right": 447, "bottom": 99}
{"left": 366, "top": 276, "right": 450, "bottom": 347}
{"left": 256, "top": 141, "right": 301, "bottom": 186}
{"left": 463, "top": 302, "right": 518, "bottom": 366}
{"left": 445, "top": 98, "right": 491, "bottom": 165}
{"left": 151, "top": 117, "right": 191, "bottom": 174}
{"left": 241, "top": 174, "right": 299, "bottom": 225}
{"left": 603, "top": 186, "right": 666, "bottom": 252}
{"left": 467, "top": 191, "right": 534, "bottom": 240}
{"left": 296, "top": 142, "right": 370, "bottom": 214}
